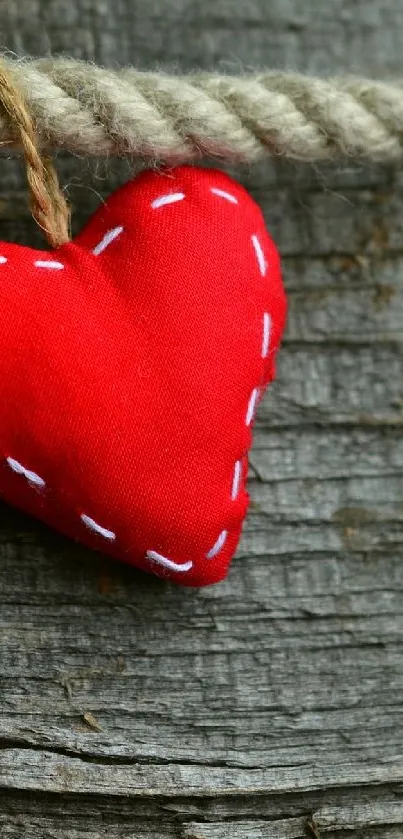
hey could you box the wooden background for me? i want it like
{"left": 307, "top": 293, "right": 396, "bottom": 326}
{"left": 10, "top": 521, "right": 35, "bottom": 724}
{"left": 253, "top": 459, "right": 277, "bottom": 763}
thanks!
{"left": 1, "top": 1, "right": 403, "bottom": 837}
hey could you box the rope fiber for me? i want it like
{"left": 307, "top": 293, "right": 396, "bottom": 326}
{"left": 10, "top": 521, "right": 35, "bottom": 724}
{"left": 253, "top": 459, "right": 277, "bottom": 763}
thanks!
{"left": 0, "top": 58, "right": 70, "bottom": 247}
{"left": 0, "top": 56, "right": 402, "bottom": 164}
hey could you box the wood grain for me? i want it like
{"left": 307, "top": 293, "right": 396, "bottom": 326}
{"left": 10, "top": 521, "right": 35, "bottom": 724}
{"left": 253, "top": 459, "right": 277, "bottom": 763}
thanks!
{"left": 0, "top": 0, "right": 402, "bottom": 836}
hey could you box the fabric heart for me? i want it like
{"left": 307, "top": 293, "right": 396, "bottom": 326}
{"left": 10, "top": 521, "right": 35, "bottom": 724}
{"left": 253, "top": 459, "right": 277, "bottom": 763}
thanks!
{"left": 0, "top": 166, "right": 286, "bottom": 586}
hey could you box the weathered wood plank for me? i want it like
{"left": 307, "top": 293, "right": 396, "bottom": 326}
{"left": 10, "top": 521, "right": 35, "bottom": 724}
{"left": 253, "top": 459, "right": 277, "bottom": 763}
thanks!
{"left": 2, "top": 792, "right": 403, "bottom": 839}
{"left": 185, "top": 802, "right": 403, "bottom": 839}
{"left": 1, "top": 751, "right": 403, "bottom": 796}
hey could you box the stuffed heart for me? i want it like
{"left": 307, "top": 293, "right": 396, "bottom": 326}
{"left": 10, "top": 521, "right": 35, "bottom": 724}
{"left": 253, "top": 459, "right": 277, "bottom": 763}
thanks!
{"left": 0, "top": 166, "right": 286, "bottom": 586}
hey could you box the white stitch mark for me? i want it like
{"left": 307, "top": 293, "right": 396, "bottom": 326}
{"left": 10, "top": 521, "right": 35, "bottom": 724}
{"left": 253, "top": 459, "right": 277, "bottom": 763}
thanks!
{"left": 0, "top": 256, "right": 7, "bottom": 264}
{"left": 206, "top": 530, "right": 228, "bottom": 559}
{"left": 231, "top": 460, "right": 242, "bottom": 501}
{"left": 6, "top": 456, "right": 45, "bottom": 488}
{"left": 210, "top": 187, "right": 238, "bottom": 204}
{"left": 246, "top": 387, "right": 259, "bottom": 426}
{"left": 34, "top": 259, "right": 64, "bottom": 270}
{"left": 151, "top": 192, "right": 185, "bottom": 209}
{"left": 146, "top": 550, "right": 193, "bottom": 572}
{"left": 81, "top": 514, "right": 116, "bottom": 541}
{"left": 92, "top": 225, "right": 124, "bottom": 256}
{"left": 262, "top": 312, "right": 271, "bottom": 358}
{"left": 251, "top": 234, "right": 267, "bottom": 277}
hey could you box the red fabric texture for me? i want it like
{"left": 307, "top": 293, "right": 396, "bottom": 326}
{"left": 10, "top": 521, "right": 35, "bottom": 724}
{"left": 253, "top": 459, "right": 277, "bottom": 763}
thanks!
{"left": 0, "top": 166, "right": 286, "bottom": 586}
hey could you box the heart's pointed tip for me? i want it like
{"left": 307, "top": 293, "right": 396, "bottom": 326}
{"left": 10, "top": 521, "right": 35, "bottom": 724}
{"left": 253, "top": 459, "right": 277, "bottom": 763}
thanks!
{"left": 147, "top": 555, "right": 232, "bottom": 589}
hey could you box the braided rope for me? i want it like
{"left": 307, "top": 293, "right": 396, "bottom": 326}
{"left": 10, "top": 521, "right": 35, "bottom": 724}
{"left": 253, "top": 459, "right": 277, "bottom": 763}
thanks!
{"left": 0, "top": 57, "right": 403, "bottom": 164}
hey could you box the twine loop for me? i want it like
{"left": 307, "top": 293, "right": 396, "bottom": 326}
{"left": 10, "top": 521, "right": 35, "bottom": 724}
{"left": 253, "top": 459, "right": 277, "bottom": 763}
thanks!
{"left": 0, "top": 59, "right": 70, "bottom": 248}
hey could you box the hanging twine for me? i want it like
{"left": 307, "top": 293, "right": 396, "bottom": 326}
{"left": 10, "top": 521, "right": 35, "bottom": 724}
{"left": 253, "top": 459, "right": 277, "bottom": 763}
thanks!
{"left": 0, "top": 57, "right": 402, "bottom": 164}
{"left": 0, "top": 59, "right": 70, "bottom": 248}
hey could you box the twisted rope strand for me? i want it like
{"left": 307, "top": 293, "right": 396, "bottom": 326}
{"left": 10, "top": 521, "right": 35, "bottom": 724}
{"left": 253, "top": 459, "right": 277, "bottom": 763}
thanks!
{"left": 1, "top": 57, "right": 403, "bottom": 163}
{"left": 0, "top": 59, "right": 70, "bottom": 247}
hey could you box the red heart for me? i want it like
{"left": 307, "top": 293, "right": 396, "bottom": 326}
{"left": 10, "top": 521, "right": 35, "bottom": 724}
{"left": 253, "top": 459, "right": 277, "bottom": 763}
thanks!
{"left": 0, "top": 166, "right": 286, "bottom": 586}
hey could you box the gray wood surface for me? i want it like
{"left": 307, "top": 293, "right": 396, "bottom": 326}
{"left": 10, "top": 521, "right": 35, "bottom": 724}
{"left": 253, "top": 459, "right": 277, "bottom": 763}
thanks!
{"left": 1, "top": 0, "right": 403, "bottom": 836}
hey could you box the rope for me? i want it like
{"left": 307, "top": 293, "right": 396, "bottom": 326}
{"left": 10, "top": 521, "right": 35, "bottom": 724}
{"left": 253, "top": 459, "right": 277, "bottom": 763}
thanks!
{"left": 0, "top": 59, "right": 70, "bottom": 247}
{"left": 0, "top": 57, "right": 401, "bottom": 164}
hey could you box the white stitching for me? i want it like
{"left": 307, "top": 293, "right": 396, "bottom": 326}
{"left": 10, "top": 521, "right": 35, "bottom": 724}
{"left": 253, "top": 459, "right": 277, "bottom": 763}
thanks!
{"left": 6, "top": 456, "right": 45, "bottom": 488}
{"left": 261, "top": 312, "right": 271, "bottom": 358}
{"left": 0, "top": 184, "right": 274, "bottom": 578}
{"left": 151, "top": 192, "right": 185, "bottom": 209}
{"left": 81, "top": 514, "right": 116, "bottom": 541}
{"left": 206, "top": 530, "right": 228, "bottom": 559}
{"left": 245, "top": 387, "right": 259, "bottom": 427}
{"left": 92, "top": 226, "right": 124, "bottom": 256}
{"left": 34, "top": 260, "right": 64, "bottom": 270}
{"left": 251, "top": 234, "right": 267, "bottom": 277}
{"left": 231, "top": 460, "right": 242, "bottom": 501}
{"left": 210, "top": 187, "right": 238, "bottom": 204}
{"left": 147, "top": 550, "right": 193, "bottom": 572}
